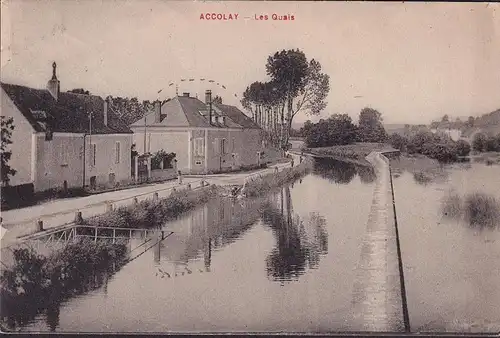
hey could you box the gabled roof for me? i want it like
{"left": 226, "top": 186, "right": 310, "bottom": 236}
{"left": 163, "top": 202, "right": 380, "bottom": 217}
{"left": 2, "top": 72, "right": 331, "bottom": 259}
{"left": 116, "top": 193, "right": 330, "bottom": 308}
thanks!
{"left": 1, "top": 82, "right": 132, "bottom": 134}
{"left": 130, "top": 95, "right": 260, "bottom": 130}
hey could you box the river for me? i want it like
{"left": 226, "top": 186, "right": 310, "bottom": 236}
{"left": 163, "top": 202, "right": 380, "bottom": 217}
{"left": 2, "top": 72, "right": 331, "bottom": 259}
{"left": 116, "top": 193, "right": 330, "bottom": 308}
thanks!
{"left": 8, "top": 158, "right": 500, "bottom": 333}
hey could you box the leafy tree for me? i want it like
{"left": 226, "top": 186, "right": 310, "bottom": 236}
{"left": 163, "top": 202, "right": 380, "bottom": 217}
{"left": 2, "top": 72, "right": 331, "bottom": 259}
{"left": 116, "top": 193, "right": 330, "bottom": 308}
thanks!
{"left": 467, "top": 116, "right": 475, "bottom": 128}
{"left": 212, "top": 95, "right": 223, "bottom": 104}
{"left": 441, "top": 114, "right": 449, "bottom": 123}
{"left": 151, "top": 150, "right": 176, "bottom": 170}
{"left": 357, "top": 107, "right": 388, "bottom": 142}
{"left": 1, "top": 116, "right": 16, "bottom": 185}
{"left": 304, "top": 114, "right": 357, "bottom": 148}
{"left": 265, "top": 49, "right": 330, "bottom": 151}
{"left": 472, "top": 133, "right": 488, "bottom": 152}
{"left": 68, "top": 88, "right": 91, "bottom": 95}
{"left": 389, "top": 133, "right": 409, "bottom": 151}
{"left": 485, "top": 136, "right": 500, "bottom": 152}
{"left": 454, "top": 140, "right": 471, "bottom": 157}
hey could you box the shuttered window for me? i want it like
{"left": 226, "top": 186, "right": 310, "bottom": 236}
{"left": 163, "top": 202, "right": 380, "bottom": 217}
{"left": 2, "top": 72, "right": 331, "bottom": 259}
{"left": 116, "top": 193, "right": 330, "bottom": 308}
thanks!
{"left": 115, "top": 141, "right": 121, "bottom": 164}
{"left": 92, "top": 144, "right": 97, "bottom": 166}
{"left": 194, "top": 138, "right": 204, "bottom": 157}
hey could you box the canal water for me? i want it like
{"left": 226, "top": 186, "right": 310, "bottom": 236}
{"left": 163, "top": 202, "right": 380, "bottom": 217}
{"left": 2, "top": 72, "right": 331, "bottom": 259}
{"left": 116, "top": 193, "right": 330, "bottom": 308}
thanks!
{"left": 9, "top": 158, "right": 500, "bottom": 333}
{"left": 393, "top": 160, "right": 500, "bottom": 333}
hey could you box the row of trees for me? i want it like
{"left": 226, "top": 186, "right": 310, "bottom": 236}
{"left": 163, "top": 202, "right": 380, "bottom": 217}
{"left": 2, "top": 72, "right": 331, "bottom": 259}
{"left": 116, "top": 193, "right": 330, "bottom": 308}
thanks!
{"left": 389, "top": 131, "right": 471, "bottom": 162}
{"left": 472, "top": 133, "right": 500, "bottom": 153}
{"left": 241, "top": 49, "right": 330, "bottom": 151}
{"left": 300, "top": 108, "right": 388, "bottom": 148}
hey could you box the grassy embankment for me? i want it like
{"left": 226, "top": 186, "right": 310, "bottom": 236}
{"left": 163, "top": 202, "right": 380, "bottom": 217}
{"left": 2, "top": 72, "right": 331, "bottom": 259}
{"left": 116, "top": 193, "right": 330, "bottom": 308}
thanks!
{"left": 242, "top": 158, "right": 313, "bottom": 198}
{"left": 303, "top": 142, "right": 397, "bottom": 166}
{"left": 469, "top": 151, "right": 500, "bottom": 166}
{"left": 389, "top": 153, "right": 450, "bottom": 184}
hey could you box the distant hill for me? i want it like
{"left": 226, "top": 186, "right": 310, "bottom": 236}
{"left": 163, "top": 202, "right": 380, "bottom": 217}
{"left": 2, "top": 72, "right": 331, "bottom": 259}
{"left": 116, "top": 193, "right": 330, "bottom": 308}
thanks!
{"left": 474, "top": 109, "right": 500, "bottom": 127}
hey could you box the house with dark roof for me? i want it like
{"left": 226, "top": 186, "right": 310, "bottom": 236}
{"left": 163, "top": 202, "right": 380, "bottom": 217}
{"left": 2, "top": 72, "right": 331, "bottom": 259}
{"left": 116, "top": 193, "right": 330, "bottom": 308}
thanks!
{"left": 130, "top": 90, "right": 263, "bottom": 174}
{"left": 1, "top": 62, "right": 133, "bottom": 195}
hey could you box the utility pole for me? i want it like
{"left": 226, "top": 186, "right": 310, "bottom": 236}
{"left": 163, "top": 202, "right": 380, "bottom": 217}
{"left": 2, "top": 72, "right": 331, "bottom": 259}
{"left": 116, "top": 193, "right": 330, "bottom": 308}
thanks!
{"left": 143, "top": 115, "right": 147, "bottom": 155}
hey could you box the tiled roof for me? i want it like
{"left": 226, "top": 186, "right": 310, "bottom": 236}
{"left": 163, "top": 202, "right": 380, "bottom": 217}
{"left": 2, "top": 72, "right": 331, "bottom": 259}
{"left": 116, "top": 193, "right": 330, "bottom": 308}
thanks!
{"left": 1, "top": 82, "right": 132, "bottom": 134}
{"left": 214, "top": 103, "right": 260, "bottom": 129}
{"left": 130, "top": 95, "right": 260, "bottom": 130}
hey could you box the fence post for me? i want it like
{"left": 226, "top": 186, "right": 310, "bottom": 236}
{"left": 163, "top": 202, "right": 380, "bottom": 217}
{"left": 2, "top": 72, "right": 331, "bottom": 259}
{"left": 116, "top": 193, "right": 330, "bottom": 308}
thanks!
{"left": 153, "top": 192, "right": 159, "bottom": 201}
{"left": 94, "top": 227, "right": 98, "bottom": 242}
{"left": 74, "top": 211, "right": 83, "bottom": 225}
{"left": 36, "top": 220, "right": 44, "bottom": 232}
{"left": 106, "top": 202, "right": 113, "bottom": 212}
{"left": 134, "top": 155, "right": 139, "bottom": 182}
{"left": 113, "top": 228, "right": 116, "bottom": 244}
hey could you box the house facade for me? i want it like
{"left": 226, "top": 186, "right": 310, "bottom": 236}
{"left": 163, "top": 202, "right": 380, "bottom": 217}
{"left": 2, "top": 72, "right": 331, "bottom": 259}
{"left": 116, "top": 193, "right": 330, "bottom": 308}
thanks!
{"left": 130, "top": 90, "right": 263, "bottom": 174}
{"left": 0, "top": 63, "right": 133, "bottom": 196}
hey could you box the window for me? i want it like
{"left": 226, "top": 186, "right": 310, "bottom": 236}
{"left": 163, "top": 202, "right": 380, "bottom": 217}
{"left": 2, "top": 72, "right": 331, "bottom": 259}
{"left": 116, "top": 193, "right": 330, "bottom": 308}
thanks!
{"left": 220, "top": 138, "right": 227, "bottom": 155}
{"left": 60, "top": 143, "right": 68, "bottom": 165}
{"left": 194, "top": 138, "right": 204, "bottom": 157}
{"left": 91, "top": 144, "right": 97, "bottom": 166}
{"left": 115, "top": 141, "right": 121, "bottom": 164}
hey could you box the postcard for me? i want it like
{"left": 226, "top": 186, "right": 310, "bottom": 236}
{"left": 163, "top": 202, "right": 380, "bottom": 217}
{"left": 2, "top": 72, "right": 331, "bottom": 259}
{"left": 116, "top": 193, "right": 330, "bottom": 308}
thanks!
{"left": 1, "top": 1, "right": 499, "bottom": 335}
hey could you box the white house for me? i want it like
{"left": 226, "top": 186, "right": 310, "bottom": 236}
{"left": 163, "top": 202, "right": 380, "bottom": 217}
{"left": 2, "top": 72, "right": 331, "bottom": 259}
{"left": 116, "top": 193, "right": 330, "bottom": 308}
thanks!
{"left": 0, "top": 62, "right": 133, "bottom": 201}
{"left": 130, "top": 90, "right": 263, "bottom": 174}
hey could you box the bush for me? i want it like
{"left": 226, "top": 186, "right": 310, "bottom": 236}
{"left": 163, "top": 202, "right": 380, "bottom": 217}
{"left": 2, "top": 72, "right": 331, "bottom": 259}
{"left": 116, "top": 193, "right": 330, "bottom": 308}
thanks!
{"left": 85, "top": 185, "right": 219, "bottom": 229}
{"left": 464, "top": 193, "right": 500, "bottom": 228}
{"left": 441, "top": 192, "right": 500, "bottom": 228}
{"left": 0, "top": 239, "right": 127, "bottom": 329}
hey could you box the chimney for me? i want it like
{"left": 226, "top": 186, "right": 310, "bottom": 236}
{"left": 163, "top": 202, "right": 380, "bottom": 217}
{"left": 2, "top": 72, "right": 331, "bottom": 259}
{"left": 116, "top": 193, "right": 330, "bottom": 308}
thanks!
{"left": 205, "top": 90, "right": 212, "bottom": 124}
{"left": 103, "top": 97, "right": 109, "bottom": 127}
{"left": 47, "top": 62, "right": 60, "bottom": 100}
{"left": 154, "top": 100, "right": 161, "bottom": 123}
{"left": 205, "top": 90, "right": 212, "bottom": 105}
{"left": 182, "top": 92, "right": 190, "bottom": 97}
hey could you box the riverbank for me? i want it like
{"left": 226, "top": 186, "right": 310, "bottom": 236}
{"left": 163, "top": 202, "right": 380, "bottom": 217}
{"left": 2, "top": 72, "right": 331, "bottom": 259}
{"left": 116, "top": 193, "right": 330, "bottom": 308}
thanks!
{"left": 389, "top": 153, "right": 449, "bottom": 185}
{"left": 241, "top": 158, "right": 313, "bottom": 198}
{"left": 469, "top": 151, "right": 500, "bottom": 166}
{"left": 0, "top": 239, "right": 128, "bottom": 331}
{"left": 303, "top": 143, "right": 397, "bottom": 167}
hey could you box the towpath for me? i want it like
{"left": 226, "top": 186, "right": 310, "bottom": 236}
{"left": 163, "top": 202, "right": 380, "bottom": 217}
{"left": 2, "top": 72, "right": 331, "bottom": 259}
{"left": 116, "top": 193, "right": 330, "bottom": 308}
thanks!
{"left": 348, "top": 151, "right": 408, "bottom": 332}
{"left": 0, "top": 161, "right": 291, "bottom": 246}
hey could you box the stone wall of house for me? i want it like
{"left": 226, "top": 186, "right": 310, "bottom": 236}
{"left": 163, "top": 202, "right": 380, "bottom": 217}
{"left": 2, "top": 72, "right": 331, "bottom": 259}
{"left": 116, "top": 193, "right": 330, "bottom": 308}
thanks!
{"left": 0, "top": 88, "right": 33, "bottom": 187}
{"left": 34, "top": 133, "right": 85, "bottom": 192}
{"left": 132, "top": 129, "right": 189, "bottom": 173}
{"left": 85, "top": 134, "right": 132, "bottom": 188}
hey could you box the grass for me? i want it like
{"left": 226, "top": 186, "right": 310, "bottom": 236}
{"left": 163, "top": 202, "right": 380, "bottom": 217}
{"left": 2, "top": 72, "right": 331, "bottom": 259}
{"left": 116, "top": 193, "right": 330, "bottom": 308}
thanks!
{"left": 0, "top": 239, "right": 127, "bottom": 330}
{"left": 441, "top": 192, "right": 500, "bottom": 228}
{"left": 84, "top": 185, "right": 220, "bottom": 230}
{"left": 241, "top": 159, "right": 313, "bottom": 198}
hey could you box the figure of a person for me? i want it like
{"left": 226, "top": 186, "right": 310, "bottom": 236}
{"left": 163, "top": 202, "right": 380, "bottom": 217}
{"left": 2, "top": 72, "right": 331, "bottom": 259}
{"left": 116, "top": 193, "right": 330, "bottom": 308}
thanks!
{"left": 177, "top": 170, "right": 183, "bottom": 185}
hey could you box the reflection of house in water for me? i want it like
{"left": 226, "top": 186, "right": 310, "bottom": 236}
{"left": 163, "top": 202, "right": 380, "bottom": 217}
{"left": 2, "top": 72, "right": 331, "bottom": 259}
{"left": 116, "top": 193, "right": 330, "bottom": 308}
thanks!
{"left": 263, "top": 185, "right": 329, "bottom": 282}
{"left": 151, "top": 196, "right": 266, "bottom": 269}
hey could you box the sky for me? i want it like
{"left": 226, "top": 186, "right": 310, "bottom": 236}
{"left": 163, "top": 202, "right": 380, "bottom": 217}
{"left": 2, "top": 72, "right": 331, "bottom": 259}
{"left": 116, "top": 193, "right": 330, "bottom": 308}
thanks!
{"left": 1, "top": 1, "right": 499, "bottom": 125}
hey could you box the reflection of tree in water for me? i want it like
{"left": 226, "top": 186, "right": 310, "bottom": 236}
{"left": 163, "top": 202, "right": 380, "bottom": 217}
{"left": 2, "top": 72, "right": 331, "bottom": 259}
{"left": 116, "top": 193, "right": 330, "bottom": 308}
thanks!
{"left": 313, "top": 158, "right": 357, "bottom": 184}
{"left": 356, "top": 165, "right": 376, "bottom": 184}
{"left": 1, "top": 256, "right": 119, "bottom": 332}
{"left": 262, "top": 186, "right": 328, "bottom": 281}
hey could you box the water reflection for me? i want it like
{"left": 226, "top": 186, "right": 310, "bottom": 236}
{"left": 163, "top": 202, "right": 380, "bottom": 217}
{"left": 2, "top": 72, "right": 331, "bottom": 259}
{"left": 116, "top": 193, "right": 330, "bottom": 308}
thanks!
{"left": 313, "top": 158, "right": 357, "bottom": 184}
{"left": 312, "top": 158, "right": 375, "bottom": 185}
{"left": 150, "top": 196, "right": 268, "bottom": 270}
{"left": 262, "top": 186, "right": 329, "bottom": 281}
{"left": 1, "top": 258, "right": 119, "bottom": 331}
